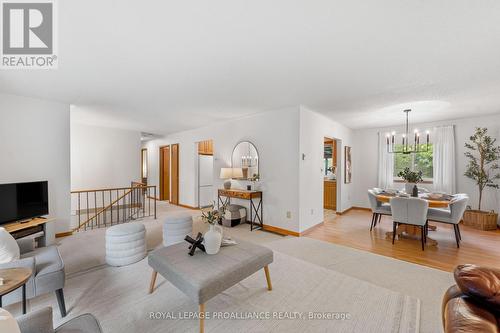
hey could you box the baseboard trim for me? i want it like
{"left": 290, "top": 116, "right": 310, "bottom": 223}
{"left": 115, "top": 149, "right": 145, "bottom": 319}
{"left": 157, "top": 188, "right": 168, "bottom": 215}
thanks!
{"left": 336, "top": 206, "right": 371, "bottom": 215}
{"left": 177, "top": 203, "right": 200, "bottom": 210}
{"left": 262, "top": 225, "right": 299, "bottom": 237}
{"left": 55, "top": 231, "right": 73, "bottom": 238}
{"left": 299, "top": 222, "right": 325, "bottom": 236}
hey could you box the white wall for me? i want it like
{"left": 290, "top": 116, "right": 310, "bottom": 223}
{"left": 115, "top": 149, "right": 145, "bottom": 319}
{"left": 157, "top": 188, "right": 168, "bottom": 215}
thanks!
{"left": 352, "top": 113, "right": 500, "bottom": 213}
{"left": 70, "top": 123, "right": 142, "bottom": 190}
{"left": 143, "top": 107, "right": 302, "bottom": 232}
{"left": 298, "top": 107, "right": 354, "bottom": 232}
{"left": 0, "top": 93, "right": 71, "bottom": 242}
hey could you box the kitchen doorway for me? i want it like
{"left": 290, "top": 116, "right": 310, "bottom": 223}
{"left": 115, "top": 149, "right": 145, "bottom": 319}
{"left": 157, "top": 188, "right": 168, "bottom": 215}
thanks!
{"left": 323, "top": 137, "right": 341, "bottom": 218}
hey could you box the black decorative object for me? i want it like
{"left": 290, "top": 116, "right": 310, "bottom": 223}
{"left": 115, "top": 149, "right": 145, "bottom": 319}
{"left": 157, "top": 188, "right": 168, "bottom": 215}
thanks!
{"left": 247, "top": 185, "right": 252, "bottom": 190}
{"left": 412, "top": 185, "right": 418, "bottom": 197}
{"left": 184, "top": 232, "right": 206, "bottom": 256}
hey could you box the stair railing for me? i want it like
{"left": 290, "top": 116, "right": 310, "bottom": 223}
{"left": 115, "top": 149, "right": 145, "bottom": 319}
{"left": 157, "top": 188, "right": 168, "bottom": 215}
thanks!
{"left": 70, "top": 182, "right": 157, "bottom": 232}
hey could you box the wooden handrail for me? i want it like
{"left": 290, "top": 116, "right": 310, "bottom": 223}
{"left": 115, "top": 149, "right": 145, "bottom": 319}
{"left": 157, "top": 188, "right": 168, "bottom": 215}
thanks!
{"left": 72, "top": 188, "right": 133, "bottom": 232}
{"left": 71, "top": 184, "right": 152, "bottom": 194}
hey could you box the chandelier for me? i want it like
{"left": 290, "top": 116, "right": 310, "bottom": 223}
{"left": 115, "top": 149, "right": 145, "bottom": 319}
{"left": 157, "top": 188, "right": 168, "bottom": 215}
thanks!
{"left": 386, "top": 109, "right": 430, "bottom": 154}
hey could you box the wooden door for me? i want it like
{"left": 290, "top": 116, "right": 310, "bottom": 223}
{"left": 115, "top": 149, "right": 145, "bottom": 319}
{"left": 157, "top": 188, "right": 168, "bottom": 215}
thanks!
{"left": 159, "top": 146, "right": 170, "bottom": 201}
{"left": 171, "top": 143, "right": 179, "bottom": 205}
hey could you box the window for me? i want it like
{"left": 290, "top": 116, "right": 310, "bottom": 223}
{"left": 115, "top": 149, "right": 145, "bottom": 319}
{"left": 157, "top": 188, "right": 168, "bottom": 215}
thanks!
{"left": 393, "top": 144, "right": 433, "bottom": 181}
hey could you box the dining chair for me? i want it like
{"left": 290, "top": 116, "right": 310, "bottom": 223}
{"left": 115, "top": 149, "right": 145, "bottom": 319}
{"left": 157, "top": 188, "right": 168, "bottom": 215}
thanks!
{"left": 367, "top": 189, "right": 391, "bottom": 231}
{"left": 427, "top": 195, "right": 469, "bottom": 248}
{"left": 390, "top": 197, "right": 429, "bottom": 251}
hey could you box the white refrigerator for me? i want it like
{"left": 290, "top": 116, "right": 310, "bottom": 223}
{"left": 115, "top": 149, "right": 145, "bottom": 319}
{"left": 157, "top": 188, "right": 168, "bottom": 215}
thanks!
{"left": 198, "top": 155, "right": 214, "bottom": 208}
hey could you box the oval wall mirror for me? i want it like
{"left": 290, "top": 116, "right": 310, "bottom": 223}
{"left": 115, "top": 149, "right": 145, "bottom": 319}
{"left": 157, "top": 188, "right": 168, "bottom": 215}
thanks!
{"left": 231, "top": 141, "right": 259, "bottom": 180}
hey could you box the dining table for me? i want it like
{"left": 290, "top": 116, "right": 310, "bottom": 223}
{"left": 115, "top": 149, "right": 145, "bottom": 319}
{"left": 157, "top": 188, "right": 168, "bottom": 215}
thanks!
{"left": 376, "top": 193, "right": 452, "bottom": 246}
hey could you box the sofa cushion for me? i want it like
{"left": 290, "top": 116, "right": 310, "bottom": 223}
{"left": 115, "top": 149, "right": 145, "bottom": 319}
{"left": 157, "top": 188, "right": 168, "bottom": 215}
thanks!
{"left": 0, "top": 227, "right": 20, "bottom": 264}
{"left": 444, "top": 297, "right": 499, "bottom": 333}
{"left": 454, "top": 264, "right": 500, "bottom": 310}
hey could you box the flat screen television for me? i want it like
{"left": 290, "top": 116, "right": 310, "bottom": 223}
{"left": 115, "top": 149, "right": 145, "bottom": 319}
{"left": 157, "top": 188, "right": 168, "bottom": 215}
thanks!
{"left": 0, "top": 181, "right": 49, "bottom": 225}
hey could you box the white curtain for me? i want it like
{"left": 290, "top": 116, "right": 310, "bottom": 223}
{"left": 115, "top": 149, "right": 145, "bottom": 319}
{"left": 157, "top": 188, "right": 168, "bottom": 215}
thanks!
{"left": 378, "top": 132, "right": 394, "bottom": 189}
{"left": 433, "top": 125, "right": 456, "bottom": 194}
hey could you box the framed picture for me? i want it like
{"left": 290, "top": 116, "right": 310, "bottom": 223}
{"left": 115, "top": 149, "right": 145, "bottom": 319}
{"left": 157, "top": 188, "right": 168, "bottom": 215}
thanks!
{"left": 344, "top": 146, "right": 352, "bottom": 184}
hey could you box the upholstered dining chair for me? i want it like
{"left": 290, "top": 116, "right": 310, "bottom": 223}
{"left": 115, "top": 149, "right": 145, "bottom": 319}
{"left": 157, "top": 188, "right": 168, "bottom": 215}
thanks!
{"left": 367, "top": 189, "right": 391, "bottom": 231}
{"left": 390, "top": 197, "right": 429, "bottom": 251}
{"left": 427, "top": 195, "right": 469, "bottom": 248}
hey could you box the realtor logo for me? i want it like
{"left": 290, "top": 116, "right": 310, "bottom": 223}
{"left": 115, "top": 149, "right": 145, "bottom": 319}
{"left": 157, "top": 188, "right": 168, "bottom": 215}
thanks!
{"left": 1, "top": 0, "right": 57, "bottom": 69}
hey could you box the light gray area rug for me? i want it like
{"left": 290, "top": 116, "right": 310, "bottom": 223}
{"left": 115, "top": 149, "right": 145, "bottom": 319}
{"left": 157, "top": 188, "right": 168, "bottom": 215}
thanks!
{"left": 32, "top": 251, "right": 419, "bottom": 333}
{"left": 268, "top": 237, "right": 453, "bottom": 333}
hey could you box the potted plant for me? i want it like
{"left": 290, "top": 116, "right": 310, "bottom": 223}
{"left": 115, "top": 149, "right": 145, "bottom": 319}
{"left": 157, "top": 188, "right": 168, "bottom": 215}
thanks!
{"left": 398, "top": 167, "right": 423, "bottom": 195}
{"left": 463, "top": 127, "right": 500, "bottom": 230}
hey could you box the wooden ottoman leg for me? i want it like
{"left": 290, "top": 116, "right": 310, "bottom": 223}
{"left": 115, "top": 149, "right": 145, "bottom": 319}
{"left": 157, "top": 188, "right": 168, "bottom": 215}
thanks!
{"left": 149, "top": 271, "right": 158, "bottom": 294}
{"left": 199, "top": 303, "right": 205, "bottom": 333}
{"left": 264, "top": 265, "right": 272, "bottom": 291}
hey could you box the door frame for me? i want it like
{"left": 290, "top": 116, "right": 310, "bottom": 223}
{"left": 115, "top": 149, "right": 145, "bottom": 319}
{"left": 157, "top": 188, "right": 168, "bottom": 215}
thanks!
{"left": 170, "top": 143, "right": 180, "bottom": 205}
{"left": 159, "top": 145, "right": 170, "bottom": 201}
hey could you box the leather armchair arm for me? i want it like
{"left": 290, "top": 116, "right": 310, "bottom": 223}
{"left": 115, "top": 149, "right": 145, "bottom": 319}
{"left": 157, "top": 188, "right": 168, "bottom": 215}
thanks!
{"left": 16, "top": 238, "right": 35, "bottom": 255}
{"left": 0, "top": 256, "right": 35, "bottom": 273}
{"left": 442, "top": 285, "right": 464, "bottom": 330}
{"left": 16, "top": 307, "right": 54, "bottom": 333}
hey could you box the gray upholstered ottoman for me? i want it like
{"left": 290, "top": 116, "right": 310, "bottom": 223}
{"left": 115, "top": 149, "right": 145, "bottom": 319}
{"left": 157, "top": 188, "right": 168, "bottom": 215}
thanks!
{"left": 221, "top": 204, "right": 246, "bottom": 227}
{"left": 163, "top": 214, "right": 193, "bottom": 247}
{"left": 148, "top": 239, "right": 273, "bottom": 333}
{"left": 105, "top": 223, "right": 146, "bottom": 266}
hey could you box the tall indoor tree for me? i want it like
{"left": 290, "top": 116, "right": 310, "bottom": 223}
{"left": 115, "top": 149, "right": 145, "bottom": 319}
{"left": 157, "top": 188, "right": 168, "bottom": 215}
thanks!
{"left": 464, "top": 127, "right": 500, "bottom": 210}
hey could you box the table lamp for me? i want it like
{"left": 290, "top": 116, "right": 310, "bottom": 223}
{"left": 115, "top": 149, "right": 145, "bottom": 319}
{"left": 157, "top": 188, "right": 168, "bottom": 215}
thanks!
{"left": 220, "top": 168, "right": 233, "bottom": 189}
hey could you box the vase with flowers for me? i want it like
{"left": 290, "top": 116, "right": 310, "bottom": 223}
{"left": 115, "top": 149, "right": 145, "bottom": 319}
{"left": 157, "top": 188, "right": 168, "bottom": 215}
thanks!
{"left": 200, "top": 203, "right": 226, "bottom": 254}
{"left": 398, "top": 167, "right": 423, "bottom": 196}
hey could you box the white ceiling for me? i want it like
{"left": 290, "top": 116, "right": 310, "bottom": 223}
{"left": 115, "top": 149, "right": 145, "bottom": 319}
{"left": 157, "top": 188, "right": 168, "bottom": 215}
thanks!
{"left": 1, "top": 0, "right": 500, "bottom": 133}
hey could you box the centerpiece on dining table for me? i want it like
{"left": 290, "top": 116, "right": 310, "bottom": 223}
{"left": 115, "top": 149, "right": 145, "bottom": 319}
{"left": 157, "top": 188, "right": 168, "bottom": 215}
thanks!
{"left": 397, "top": 167, "right": 423, "bottom": 197}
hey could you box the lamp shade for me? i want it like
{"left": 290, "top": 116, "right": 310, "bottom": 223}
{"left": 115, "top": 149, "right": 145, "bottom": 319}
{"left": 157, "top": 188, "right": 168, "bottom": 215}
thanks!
{"left": 232, "top": 168, "right": 243, "bottom": 179}
{"left": 220, "top": 168, "right": 233, "bottom": 179}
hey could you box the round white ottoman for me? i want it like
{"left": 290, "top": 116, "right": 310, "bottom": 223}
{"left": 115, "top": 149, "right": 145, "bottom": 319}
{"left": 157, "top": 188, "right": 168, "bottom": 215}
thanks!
{"left": 163, "top": 214, "right": 193, "bottom": 247}
{"left": 105, "top": 223, "right": 146, "bottom": 266}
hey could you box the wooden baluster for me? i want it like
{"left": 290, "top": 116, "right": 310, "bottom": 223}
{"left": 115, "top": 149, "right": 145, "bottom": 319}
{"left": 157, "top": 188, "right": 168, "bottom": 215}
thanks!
{"left": 77, "top": 193, "right": 81, "bottom": 231}
{"left": 86, "top": 192, "right": 89, "bottom": 231}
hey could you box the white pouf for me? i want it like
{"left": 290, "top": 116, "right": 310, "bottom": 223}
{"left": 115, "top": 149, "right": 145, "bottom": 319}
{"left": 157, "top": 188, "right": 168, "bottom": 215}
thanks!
{"left": 163, "top": 214, "right": 193, "bottom": 247}
{"left": 105, "top": 223, "right": 146, "bottom": 266}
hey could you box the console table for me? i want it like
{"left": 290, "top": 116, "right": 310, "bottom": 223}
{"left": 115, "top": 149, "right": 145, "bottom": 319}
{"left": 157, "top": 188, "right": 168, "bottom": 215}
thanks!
{"left": 218, "top": 189, "right": 263, "bottom": 231}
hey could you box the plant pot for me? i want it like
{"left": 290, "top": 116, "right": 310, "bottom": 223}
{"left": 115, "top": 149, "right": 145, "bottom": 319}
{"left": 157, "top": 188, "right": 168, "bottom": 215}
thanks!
{"left": 204, "top": 224, "right": 222, "bottom": 254}
{"left": 462, "top": 210, "right": 498, "bottom": 231}
{"left": 404, "top": 183, "right": 416, "bottom": 194}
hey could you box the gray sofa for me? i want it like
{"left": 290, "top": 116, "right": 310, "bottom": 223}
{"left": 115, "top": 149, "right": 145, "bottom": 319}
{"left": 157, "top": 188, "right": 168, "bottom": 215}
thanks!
{"left": 0, "top": 238, "right": 66, "bottom": 317}
{"left": 17, "top": 307, "right": 102, "bottom": 333}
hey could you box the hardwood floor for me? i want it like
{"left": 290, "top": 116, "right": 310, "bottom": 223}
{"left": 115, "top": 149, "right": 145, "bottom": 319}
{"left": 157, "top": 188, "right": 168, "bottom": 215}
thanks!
{"left": 304, "top": 209, "right": 500, "bottom": 272}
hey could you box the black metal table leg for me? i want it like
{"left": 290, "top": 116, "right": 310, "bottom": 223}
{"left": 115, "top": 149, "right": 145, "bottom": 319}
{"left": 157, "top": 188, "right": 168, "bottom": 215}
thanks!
{"left": 250, "top": 198, "right": 254, "bottom": 231}
{"left": 22, "top": 284, "right": 26, "bottom": 314}
{"left": 0, "top": 295, "right": 2, "bottom": 308}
